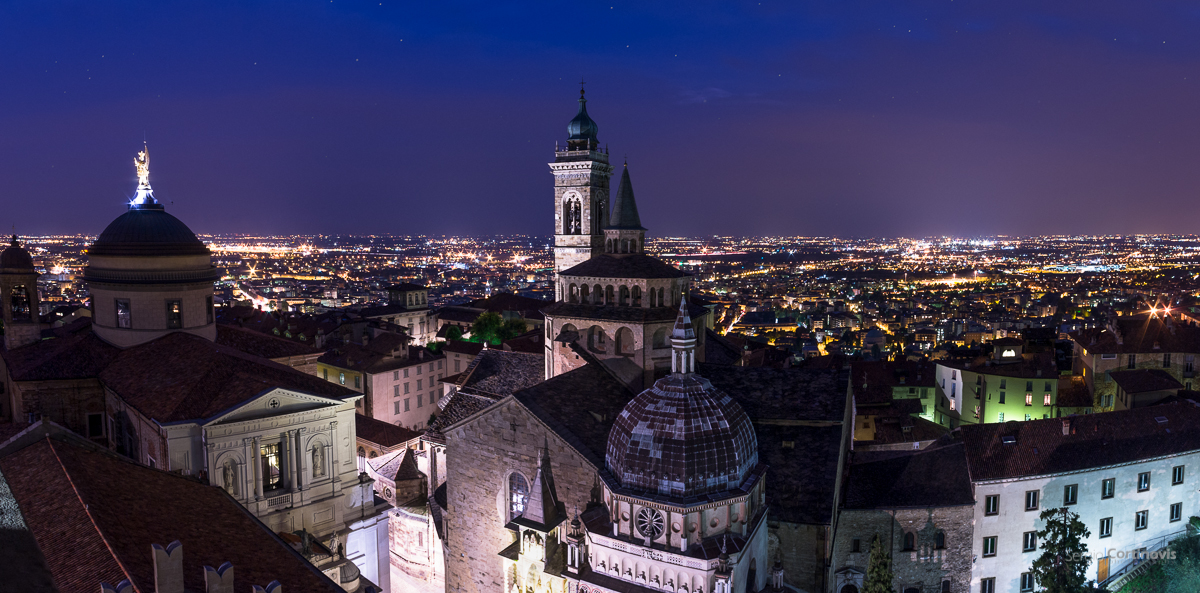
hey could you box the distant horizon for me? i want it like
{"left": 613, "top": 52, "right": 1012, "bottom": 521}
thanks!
{"left": 15, "top": 232, "right": 1200, "bottom": 242}
{"left": 5, "top": 3, "right": 1200, "bottom": 237}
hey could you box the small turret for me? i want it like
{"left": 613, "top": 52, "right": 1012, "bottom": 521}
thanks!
{"left": 603, "top": 163, "right": 646, "bottom": 256}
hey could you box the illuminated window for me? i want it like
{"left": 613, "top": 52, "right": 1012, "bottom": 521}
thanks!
{"left": 166, "top": 299, "right": 182, "bottom": 329}
{"left": 339, "top": 372, "right": 345, "bottom": 385}
{"left": 509, "top": 473, "right": 529, "bottom": 520}
{"left": 1002, "top": 349, "right": 1016, "bottom": 357}
{"left": 1044, "top": 394, "right": 1052, "bottom": 406}
{"left": 1026, "top": 394, "right": 1033, "bottom": 406}
{"left": 261, "top": 442, "right": 282, "bottom": 491}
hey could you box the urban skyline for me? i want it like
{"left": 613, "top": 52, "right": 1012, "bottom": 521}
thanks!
{"left": 5, "top": 2, "right": 1200, "bottom": 237}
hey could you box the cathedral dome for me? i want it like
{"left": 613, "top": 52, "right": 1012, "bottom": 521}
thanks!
{"left": 1, "top": 236, "right": 33, "bottom": 270}
{"left": 89, "top": 205, "right": 209, "bottom": 257}
{"left": 567, "top": 89, "right": 599, "bottom": 142}
{"left": 605, "top": 300, "right": 758, "bottom": 500}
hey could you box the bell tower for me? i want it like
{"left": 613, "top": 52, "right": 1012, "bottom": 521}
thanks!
{"left": 550, "top": 84, "right": 613, "bottom": 275}
{"left": 0, "top": 235, "right": 41, "bottom": 350}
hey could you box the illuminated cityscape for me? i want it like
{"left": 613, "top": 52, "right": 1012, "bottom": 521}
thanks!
{"left": 6, "top": 3, "right": 1200, "bottom": 593}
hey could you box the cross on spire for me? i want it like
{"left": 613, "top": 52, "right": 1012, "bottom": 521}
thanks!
{"left": 579, "top": 77, "right": 586, "bottom": 96}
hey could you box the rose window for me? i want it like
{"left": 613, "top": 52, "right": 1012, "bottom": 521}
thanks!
{"left": 636, "top": 507, "right": 665, "bottom": 541}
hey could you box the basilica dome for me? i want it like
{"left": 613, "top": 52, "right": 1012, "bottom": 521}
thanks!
{"left": 605, "top": 369, "right": 758, "bottom": 500}
{"left": 89, "top": 204, "right": 209, "bottom": 257}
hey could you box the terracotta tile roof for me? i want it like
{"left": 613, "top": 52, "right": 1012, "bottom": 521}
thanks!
{"left": 356, "top": 413, "right": 421, "bottom": 448}
{"left": 100, "top": 332, "right": 356, "bottom": 424}
{"left": 0, "top": 426, "right": 341, "bottom": 592}
{"left": 1109, "top": 369, "right": 1184, "bottom": 393}
{"left": 216, "top": 325, "right": 319, "bottom": 358}
{"left": 845, "top": 440, "right": 974, "bottom": 509}
{"left": 960, "top": 402, "right": 1200, "bottom": 481}
{"left": 559, "top": 253, "right": 689, "bottom": 280}
{"left": 0, "top": 321, "right": 119, "bottom": 382}
{"left": 467, "top": 292, "right": 551, "bottom": 319}
{"left": 1073, "top": 316, "right": 1200, "bottom": 354}
{"left": 700, "top": 364, "right": 848, "bottom": 423}
{"left": 702, "top": 328, "right": 742, "bottom": 366}
{"left": 851, "top": 360, "right": 937, "bottom": 406}
{"left": 441, "top": 340, "right": 486, "bottom": 356}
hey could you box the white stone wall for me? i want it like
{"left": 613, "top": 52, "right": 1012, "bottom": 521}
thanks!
{"left": 972, "top": 450, "right": 1200, "bottom": 592}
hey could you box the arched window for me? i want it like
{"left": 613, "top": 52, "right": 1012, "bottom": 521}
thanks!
{"left": 357, "top": 446, "right": 365, "bottom": 458}
{"left": 632, "top": 286, "right": 642, "bottom": 307}
{"left": 630, "top": 239, "right": 638, "bottom": 253}
{"left": 619, "top": 286, "right": 630, "bottom": 307}
{"left": 658, "top": 288, "right": 666, "bottom": 307}
{"left": 902, "top": 532, "right": 915, "bottom": 551}
{"left": 935, "top": 530, "right": 945, "bottom": 549}
{"left": 616, "top": 327, "right": 635, "bottom": 357}
{"left": 368, "top": 451, "right": 377, "bottom": 459}
{"left": 569, "top": 284, "right": 578, "bottom": 303}
{"left": 509, "top": 472, "right": 530, "bottom": 520}
{"left": 593, "top": 284, "right": 602, "bottom": 305}
{"left": 653, "top": 328, "right": 668, "bottom": 349}
{"left": 605, "top": 285, "right": 615, "bottom": 305}
{"left": 588, "top": 326, "right": 607, "bottom": 353}
{"left": 621, "top": 239, "right": 629, "bottom": 253}
{"left": 649, "top": 288, "right": 657, "bottom": 308}
{"left": 312, "top": 443, "right": 326, "bottom": 477}
{"left": 580, "top": 285, "right": 590, "bottom": 303}
{"left": 606, "top": 239, "right": 613, "bottom": 253}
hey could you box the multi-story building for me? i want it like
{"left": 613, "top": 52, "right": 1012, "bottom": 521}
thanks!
{"left": 962, "top": 404, "right": 1200, "bottom": 591}
{"left": 934, "top": 339, "right": 1059, "bottom": 426}
{"left": 1072, "top": 315, "right": 1200, "bottom": 411}
{"left": 318, "top": 334, "right": 448, "bottom": 431}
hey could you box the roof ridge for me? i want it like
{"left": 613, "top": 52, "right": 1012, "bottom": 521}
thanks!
{"left": 45, "top": 436, "right": 140, "bottom": 592}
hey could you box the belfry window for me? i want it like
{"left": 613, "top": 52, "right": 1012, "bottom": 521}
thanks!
{"left": 509, "top": 473, "right": 529, "bottom": 520}
{"left": 9, "top": 285, "right": 30, "bottom": 321}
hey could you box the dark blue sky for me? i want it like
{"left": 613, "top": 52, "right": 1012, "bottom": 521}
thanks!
{"left": 3, "top": 1, "right": 1200, "bottom": 237}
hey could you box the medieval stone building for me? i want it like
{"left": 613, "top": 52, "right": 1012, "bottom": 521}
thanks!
{"left": 436, "top": 91, "right": 853, "bottom": 593}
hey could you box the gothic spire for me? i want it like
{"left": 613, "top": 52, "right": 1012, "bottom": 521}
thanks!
{"left": 521, "top": 439, "right": 561, "bottom": 527}
{"left": 607, "top": 163, "right": 645, "bottom": 230}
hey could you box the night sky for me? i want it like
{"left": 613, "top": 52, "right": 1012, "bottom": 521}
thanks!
{"left": 3, "top": 2, "right": 1200, "bottom": 238}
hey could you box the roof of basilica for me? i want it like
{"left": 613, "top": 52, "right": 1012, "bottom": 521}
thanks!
{"left": 99, "top": 332, "right": 357, "bottom": 424}
{"left": 0, "top": 318, "right": 120, "bottom": 381}
{"left": 558, "top": 253, "right": 689, "bottom": 280}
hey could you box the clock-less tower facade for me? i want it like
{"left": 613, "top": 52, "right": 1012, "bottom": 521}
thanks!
{"left": 551, "top": 86, "right": 614, "bottom": 275}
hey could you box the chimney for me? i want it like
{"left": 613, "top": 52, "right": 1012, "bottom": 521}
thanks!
{"left": 151, "top": 541, "right": 184, "bottom": 593}
{"left": 1062, "top": 419, "right": 1071, "bottom": 436}
{"left": 252, "top": 582, "right": 283, "bottom": 593}
{"left": 204, "top": 563, "right": 235, "bottom": 593}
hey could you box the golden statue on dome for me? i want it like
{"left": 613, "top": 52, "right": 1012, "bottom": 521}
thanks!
{"left": 134, "top": 144, "right": 150, "bottom": 188}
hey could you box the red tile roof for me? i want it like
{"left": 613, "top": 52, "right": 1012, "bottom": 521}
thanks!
{"left": 0, "top": 426, "right": 341, "bottom": 592}
{"left": 0, "top": 320, "right": 120, "bottom": 382}
{"left": 216, "top": 325, "right": 319, "bottom": 358}
{"left": 960, "top": 402, "right": 1200, "bottom": 481}
{"left": 100, "top": 332, "right": 356, "bottom": 424}
{"left": 355, "top": 413, "right": 421, "bottom": 448}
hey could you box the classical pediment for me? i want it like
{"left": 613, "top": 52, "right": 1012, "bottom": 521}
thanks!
{"left": 204, "top": 387, "right": 345, "bottom": 426}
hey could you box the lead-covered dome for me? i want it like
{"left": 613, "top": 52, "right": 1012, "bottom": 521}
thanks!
{"left": 606, "top": 372, "right": 758, "bottom": 499}
{"left": 89, "top": 203, "right": 209, "bottom": 257}
{"left": 1, "top": 236, "right": 33, "bottom": 270}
